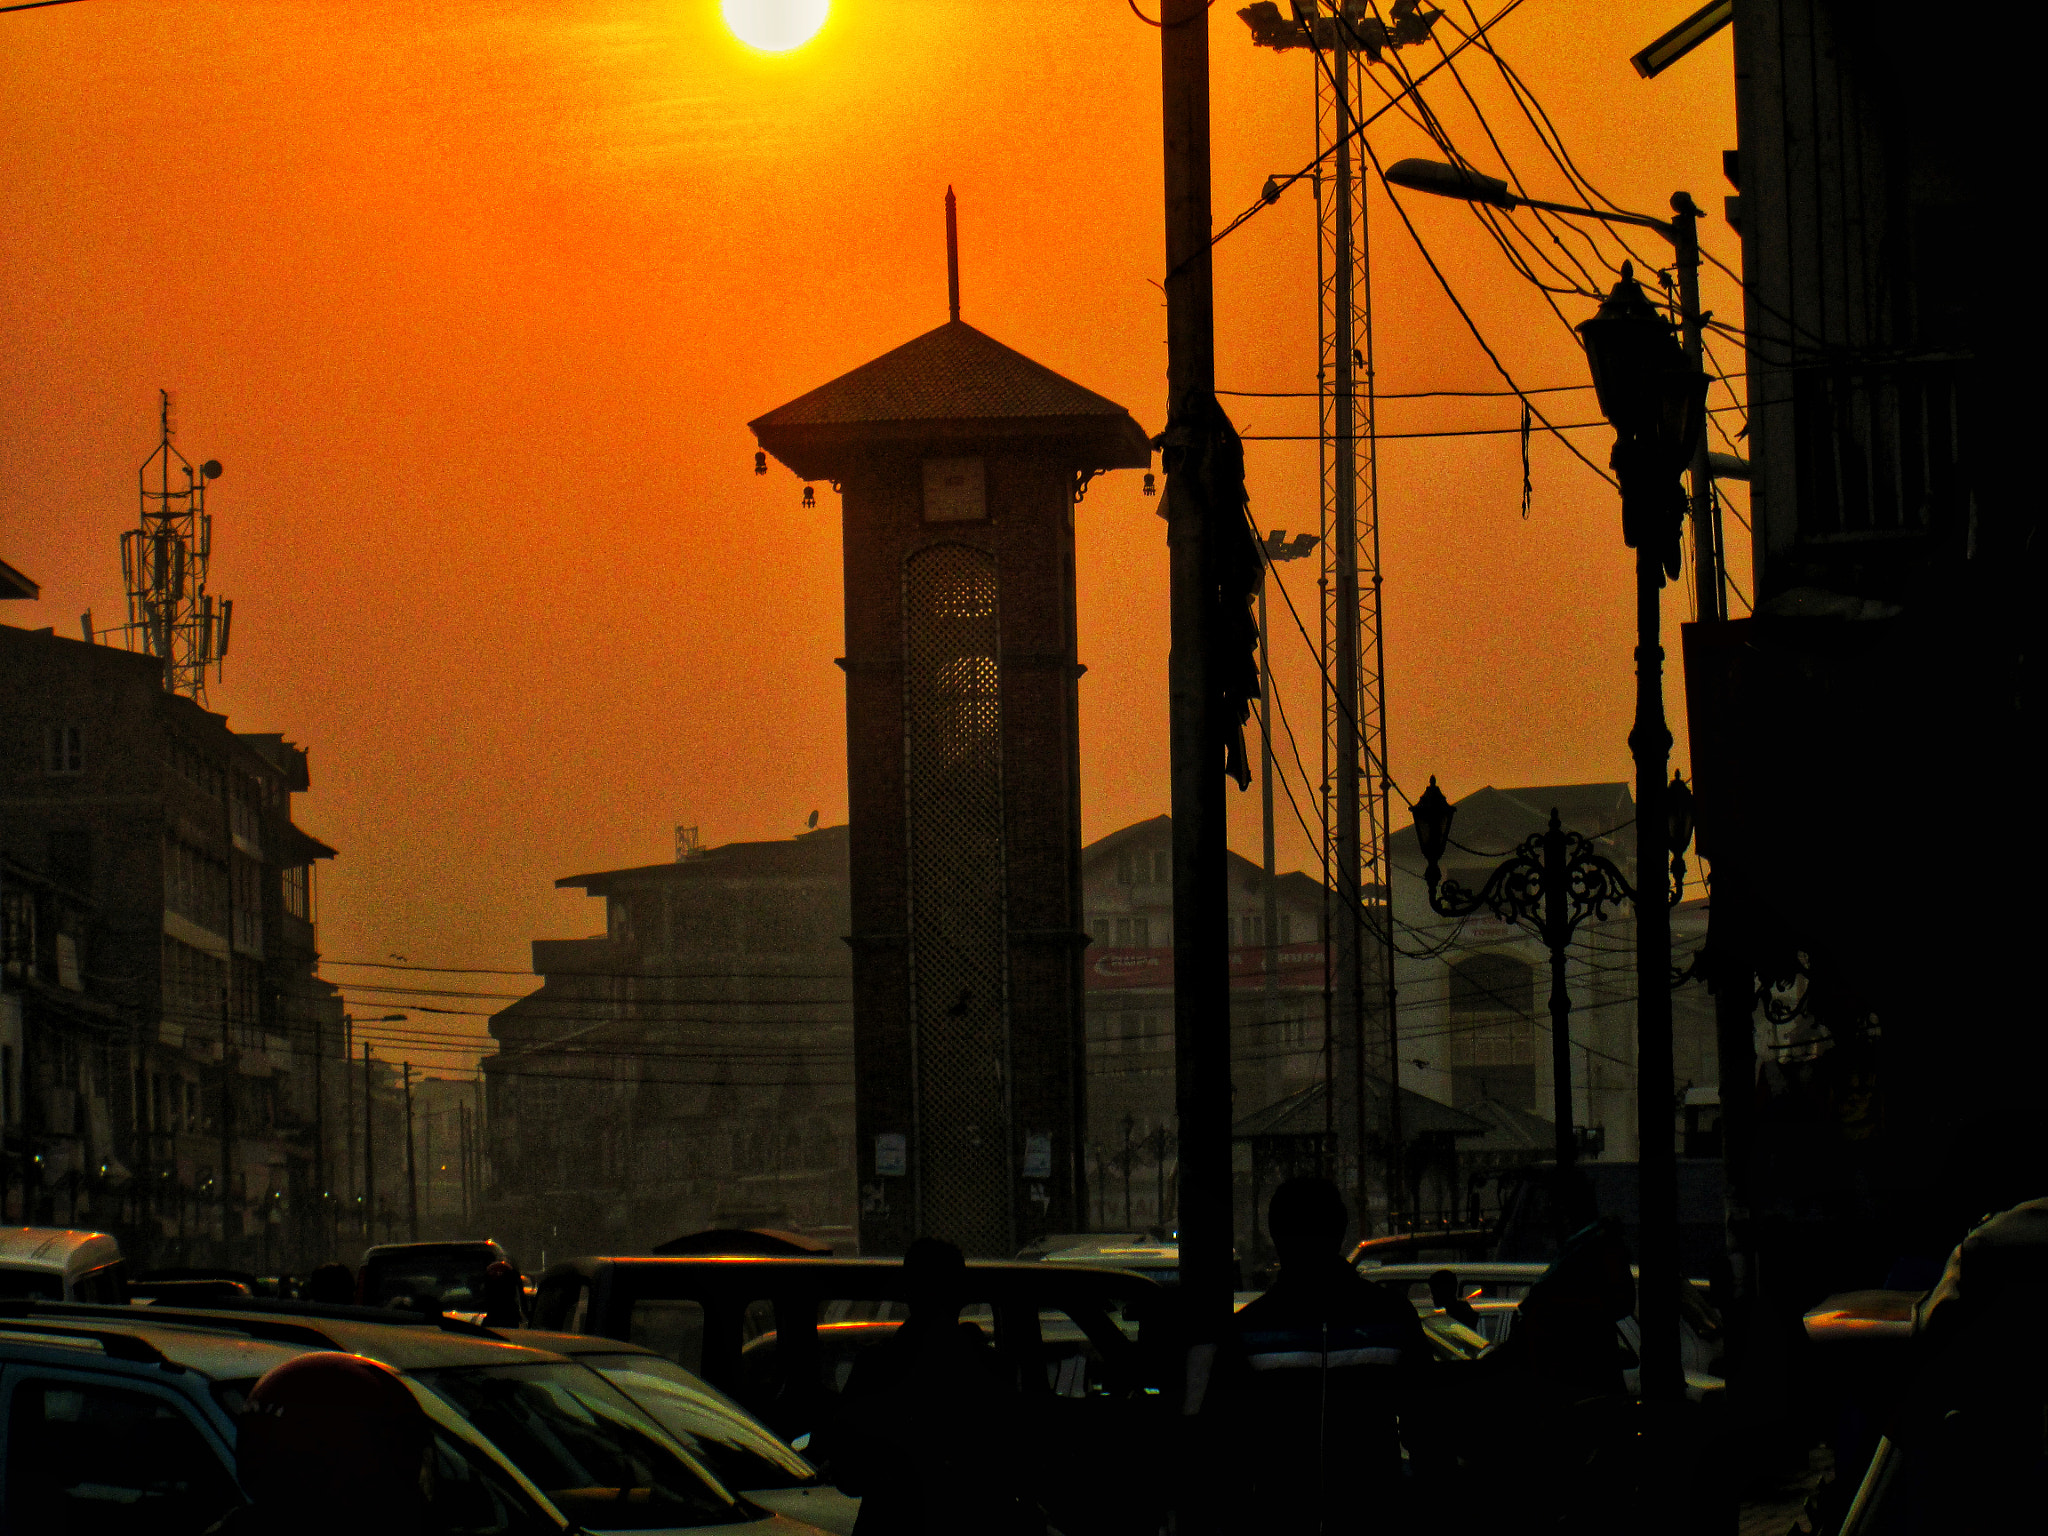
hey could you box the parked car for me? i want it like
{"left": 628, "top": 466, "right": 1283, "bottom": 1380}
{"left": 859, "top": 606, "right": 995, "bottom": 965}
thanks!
{"left": 1359, "top": 1260, "right": 1724, "bottom": 1396}
{"left": 1038, "top": 1239, "right": 1181, "bottom": 1285}
{"left": 0, "top": 1297, "right": 839, "bottom": 1535}
{"left": 0, "top": 1226, "right": 125, "bottom": 1301}
{"left": 531, "top": 1254, "right": 1176, "bottom": 1535}
{"left": 129, "top": 1267, "right": 259, "bottom": 1305}
{"left": 359, "top": 1238, "right": 522, "bottom": 1316}
{"left": 507, "top": 1329, "right": 860, "bottom": 1536}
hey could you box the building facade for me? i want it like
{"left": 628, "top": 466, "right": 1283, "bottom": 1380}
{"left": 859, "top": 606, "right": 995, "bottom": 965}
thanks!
{"left": 1387, "top": 782, "right": 1718, "bottom": 1189}
{"left": 1078, "top": 815, "right": 1332, "bottom": 1231}
{"left": 0, "top": 623, "right": 343, "bottom": 1271}
{"left": 482, "top": 827, "right": 854, "bottom": 1267}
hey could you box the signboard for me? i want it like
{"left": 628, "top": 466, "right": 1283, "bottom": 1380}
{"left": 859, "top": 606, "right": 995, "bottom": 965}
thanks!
{"left": 1085, "top": 941, "right": 1328, "bottom": 991}
{"left": 874, "top": 1133, "right": 907, "bottom": 1177}
{"left": 1022, "top": 1132, "right": 1052, "bottom": 1179}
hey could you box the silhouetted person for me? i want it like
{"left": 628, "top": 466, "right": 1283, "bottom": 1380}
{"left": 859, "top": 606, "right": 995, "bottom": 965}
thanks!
{"left": 480, "top": 1260, "right": 525, "bottom": 1327}
{"left": 1207, "top": 1177, "right": 1442, "bottom": 1528}
{"left": 304, "top": 1263, "right": 354, "bottom": 1306}
{"left": 206, "top": 1351, "right": 435, "bottom": 1535}
{"left": 1479, "top": 1215, "right": 1639, "bottom": 1533}
{"left": 826, "top": 1238, "right": 1035, "bottom": 1535}
{"left": 1431, "top": 1267, "right": 1483, "bottom": 1330}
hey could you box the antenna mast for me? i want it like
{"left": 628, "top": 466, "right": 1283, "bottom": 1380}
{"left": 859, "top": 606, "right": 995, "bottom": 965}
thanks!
{"left": 116, "top": 390, "right": 230, "bottom": 703}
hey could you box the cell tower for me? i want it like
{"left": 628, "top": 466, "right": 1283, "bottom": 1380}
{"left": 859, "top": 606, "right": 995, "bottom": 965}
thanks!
{"left": 116, "top": 390, "right": 231, "bottom": 704}
{"left": 1244, "top": 1, "right": 1441, "bottom": 1231}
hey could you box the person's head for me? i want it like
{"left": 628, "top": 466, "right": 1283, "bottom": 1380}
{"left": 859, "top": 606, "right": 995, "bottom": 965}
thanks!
{"left": 1268, "top": 1177, "right": 1348, "bottom": 1272}
{"left": 902, "top": 1237, "right": 967, "bottom": 1322}
{"left": 237, "top": 1352, "right": 433, "bottom": 1532}
{"left": 481, "top": 1261, "right": 523, "bottom": 1319}
{"left": 1428, "top": 1269, "right": 1459, "bottom": 1308}
{"left": 303, "top": 1263, "right": 354, "bottom": 1306}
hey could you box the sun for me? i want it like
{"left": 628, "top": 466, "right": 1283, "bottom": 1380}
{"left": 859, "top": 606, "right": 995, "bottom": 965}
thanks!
{"left": 721, "top": 0, "right": 829, "bottom": 54}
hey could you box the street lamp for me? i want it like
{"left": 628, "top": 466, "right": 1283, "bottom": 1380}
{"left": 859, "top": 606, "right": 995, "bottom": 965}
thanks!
{"left": 1257, "top": 529, "right": 1319, "bottom": 1011}
{"left": 1383, "top": 158, "right": 1721, "bottom": 618}
{"left": 1412, "top": 777, "right": 1637, "bottom": 1171}
{"left": 1387, "top": 155, "right": 1709, "bottom": 1475}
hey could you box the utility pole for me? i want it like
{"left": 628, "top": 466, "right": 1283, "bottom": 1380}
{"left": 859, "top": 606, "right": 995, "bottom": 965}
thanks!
{"left": 218, "top": 986, "right": 235, "bottom": 1266}
{"left": 403, "top": 1062, "right": 419, "bottom": 1243}
{"left": 1674, "top": 212, "right": 1724, "bottom": 622}
{"left": 1258, "top": 532, "right": 1316, "bottom": 1084}
{"left": 312, "top": 1008, "right": 326, "bottom": 1258}
{"left": 1319, "top": 19, "right": 1385, "bottom": 1239}
{"left": 1260, "top": 572, "right": 1281, "bottom": 1017}
{"left": 1160, "top": 0, "right": 1234, "bottom": 1338}
{"left": 362, "top": 1042, "right": 375, "bottom": 1243}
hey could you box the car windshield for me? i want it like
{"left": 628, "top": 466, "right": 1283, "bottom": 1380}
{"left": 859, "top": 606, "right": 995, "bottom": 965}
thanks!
{"left": 364, "top": 1252, "right": 498, "bottom": 1312}
{"left": 0, "top": 1269, "right": 62, "bottom": 1300}
{"left": 413, "top": 1361, "right": 742, "bottom": 1530}
{"left": 580, "top": 1353, "right": 817, "bottom": 1493}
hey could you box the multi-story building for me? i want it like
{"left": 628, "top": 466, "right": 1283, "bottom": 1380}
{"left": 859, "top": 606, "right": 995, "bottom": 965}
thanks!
{"left": 1078, "top": 815, "right": 1332, "bottom": 1227}
{"left": 1387, "top": 781, "right": 1718, "bottom": 1182}
{"left": 0, "top": 623, "right": 343, "bottom": 1271}
{"left": 482, "top": 826, "right": 854, "bottom": 1267}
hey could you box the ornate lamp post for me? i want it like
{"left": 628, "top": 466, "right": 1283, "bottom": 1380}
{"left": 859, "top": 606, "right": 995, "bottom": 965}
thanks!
{"left": 1413, "top": 778, "right": 1640, "bottom": 1171}
{"left": 1385, "top": 153, "right": 1711, "bottom": 1515}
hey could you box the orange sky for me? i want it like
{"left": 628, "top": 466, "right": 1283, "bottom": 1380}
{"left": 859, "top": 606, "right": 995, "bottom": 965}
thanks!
{"left": 1, "top": 1, "right": 1744, "bottom": 1073}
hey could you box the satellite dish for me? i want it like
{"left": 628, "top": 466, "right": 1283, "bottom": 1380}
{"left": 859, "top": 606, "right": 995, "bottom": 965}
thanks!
{"left": 807, "top": 810, "right": 820, "bottom": 829}
{"left": 201, "top": 461, "right": 222, "bottom": 479}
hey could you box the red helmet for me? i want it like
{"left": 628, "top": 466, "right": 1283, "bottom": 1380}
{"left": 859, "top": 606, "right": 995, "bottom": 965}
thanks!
{"left": 237, "top": 1352, "right": 432, "bottom": 1517}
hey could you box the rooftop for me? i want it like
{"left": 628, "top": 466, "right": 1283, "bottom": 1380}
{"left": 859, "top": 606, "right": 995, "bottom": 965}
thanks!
{"left": 749, "top": 320, "right": 1151, "bottom": 478}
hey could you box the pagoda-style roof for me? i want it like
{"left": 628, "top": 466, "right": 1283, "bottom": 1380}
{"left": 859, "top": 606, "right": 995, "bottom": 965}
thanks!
{"left": 749, "top": 319, "right": 1151, "bottom": 480}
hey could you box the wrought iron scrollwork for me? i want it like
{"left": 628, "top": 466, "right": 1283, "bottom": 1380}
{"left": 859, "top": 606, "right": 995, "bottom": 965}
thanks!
{"left": 1428, "top": 812, "right": 1637, "bottom": 952}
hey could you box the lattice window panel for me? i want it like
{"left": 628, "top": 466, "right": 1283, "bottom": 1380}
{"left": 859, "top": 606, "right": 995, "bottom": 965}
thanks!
{"left": 903, "top": 543, "right": 1011, "bottom": 1256}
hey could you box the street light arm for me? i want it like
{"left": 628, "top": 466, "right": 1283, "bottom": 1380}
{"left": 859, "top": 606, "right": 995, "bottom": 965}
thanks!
{"left": 1381, "top": 158, "right": 1679, "bottom": 245}
{"left": 1426, "top": 826, "right": 1639, "bottom": 942}
{"left": 1510, "top": 195, "right": 1678, "bottom": 245}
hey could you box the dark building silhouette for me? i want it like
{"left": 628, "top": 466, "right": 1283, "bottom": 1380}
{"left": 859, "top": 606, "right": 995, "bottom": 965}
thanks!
{"left": 0, "top": 623, "right": 342, "bottom": 1270}
{"left": 751, "top": 317, "right": 1149, "bottom": 1256}
{"left": 482, "top": 826, "right": 854, "bottom": 1263}
{"left": 1691, "top": 6, "right": 2007, "bottom": 1234}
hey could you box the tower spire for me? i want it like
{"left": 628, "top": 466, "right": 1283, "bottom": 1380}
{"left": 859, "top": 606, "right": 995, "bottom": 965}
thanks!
{"left": 945, "top": 186, "right": 960, "bottom": 323}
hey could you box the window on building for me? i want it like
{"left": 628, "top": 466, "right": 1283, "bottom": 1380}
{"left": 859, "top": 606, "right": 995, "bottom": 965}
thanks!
{"left": 1, "top": 889, "right": 32, "bottom": 982}
{"left": 43, "top": 725, "right": 82, "bottom": 775}
{"left": 1281, "top": 914, "right": 1294, "bottom": 944}
{"left": 229, "top": 775, "right": 262, "bottom": 852}
{"left": 165, "top": 838, "right": 229, "bottom": 936}
{"left": 231, "top": 855, "right": 263, "bottom": 954}
{"left": 282, "top": 863, "right": 311, "bottom": 921}
{"left": 1114, "top": 852, "right": 1135, "bottom": 885}
{"left": 1151, "top": 850, "right": 1171, "bottom": 884}
{"left": 1113, "top": 916, "right": 1150, "bottom": 948}
{"left": 1448, "top": 952, "right": 1537, "bottom": 1111}
{"left": 162, "top": 937, "right": 228, "bottom": 1039}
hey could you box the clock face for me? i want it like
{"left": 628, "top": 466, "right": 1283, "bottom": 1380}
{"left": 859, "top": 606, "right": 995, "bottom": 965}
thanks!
{"left": 721, "top": 0, "right": 829, "bottom": 54}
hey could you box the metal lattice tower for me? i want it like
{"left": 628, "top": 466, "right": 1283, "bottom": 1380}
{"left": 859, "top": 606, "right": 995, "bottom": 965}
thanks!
{"left": 117, "top": 390, "right": 230, "bottom": 703}
{"left": 1245, "top": 3, "right": 1439, "bottom": 1228}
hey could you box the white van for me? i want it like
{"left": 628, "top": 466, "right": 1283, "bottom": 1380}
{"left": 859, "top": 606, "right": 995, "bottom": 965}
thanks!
{"left": 0, "top": 1227, "right": 125, "bottom": 1301}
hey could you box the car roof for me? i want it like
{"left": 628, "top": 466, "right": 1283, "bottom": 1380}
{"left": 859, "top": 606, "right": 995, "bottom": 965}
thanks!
{"left": 5, "top": 1301, "right": 570, "bottom": 1374}
{"left": 543, "top": 1255, "right": 1163, "bottom": 1294}
{"left": 1360, "top": 1262, "right": 1553, "bottom": 1280}
{"left": 0, "top": 1228, "right": 122, "bottom": 1276}
{"left": 1, "top": 1312, "right": 305, "bottom": 1381}
{"left": 1041, "top": 1244, "right": 1177, "bottom": 1265}
{"left": 363, "top": 1241, "right": 507, "bottom": 1263}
